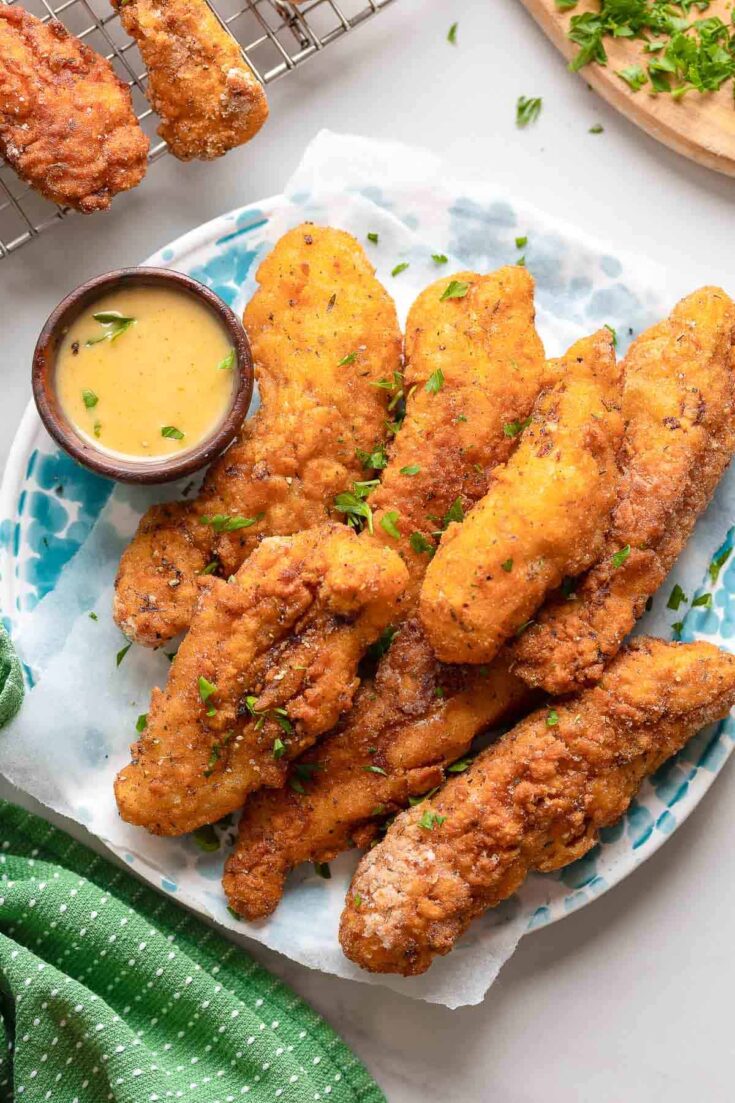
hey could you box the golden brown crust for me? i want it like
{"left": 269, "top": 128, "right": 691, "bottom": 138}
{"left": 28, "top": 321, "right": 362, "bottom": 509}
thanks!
{"left": 339, "top": 638, "right": 735, "bottom": 975}
{"left": 114, "top": 523, "right": 409, "bottom": 835}
{"left": 113, "top": 225, "right": 402, "bottom": 646}
{"left": 0, "top": 8, "right": 148, "bottom": 211}
{"left": 114, "top": 0, "right": 268, "bottom": 160}
{"left": 223, "top": 619, "right": 531, "bottom": 920}
{"left": 420, "top": 329, "right": 624, "bottom": 664}
{"left": 512, "top": 287, "right": 735, "bottom": 695}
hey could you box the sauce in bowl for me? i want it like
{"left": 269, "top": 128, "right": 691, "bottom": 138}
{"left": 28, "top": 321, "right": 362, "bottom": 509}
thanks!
{"left": 55, "top": 285, "right": 236, "bottom": 460}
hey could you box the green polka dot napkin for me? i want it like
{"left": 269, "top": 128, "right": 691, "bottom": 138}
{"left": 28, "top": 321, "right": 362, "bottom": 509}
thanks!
{"left": 0, "top": 620, "right": 383, "bottom": 1102}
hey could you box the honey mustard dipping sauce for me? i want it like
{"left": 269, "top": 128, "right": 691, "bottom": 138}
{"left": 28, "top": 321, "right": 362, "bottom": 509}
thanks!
{"left": 55, "top": 285, "right": 237, "bottom": 460}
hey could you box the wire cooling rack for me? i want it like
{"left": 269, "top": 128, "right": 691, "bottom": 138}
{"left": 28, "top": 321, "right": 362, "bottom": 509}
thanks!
{"left": 0, "top": 0, "right": 394, "bottom": 259}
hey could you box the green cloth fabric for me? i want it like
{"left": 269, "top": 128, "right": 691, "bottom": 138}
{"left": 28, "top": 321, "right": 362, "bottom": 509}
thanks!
{"left": 0, "top": 620, "right": 382, "bottom": 1102}
{"left": 0, "top": 624, "right": 23, "bottom": 728}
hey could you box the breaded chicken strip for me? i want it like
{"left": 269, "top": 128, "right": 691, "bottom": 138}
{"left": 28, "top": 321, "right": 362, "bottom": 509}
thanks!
{"left": 513, "top": 287, "right": 735, "bottom": 695}
{"left": 0, "top": 8, "right": 148, "bottom": 211}
{"left": 114, "top": 524, "right": 408, "bottom": 835}
{"left": 114, "top": 225, "right": 401, "bottom": 646}
{"left": 420, "top": 329, "right": 624, "bottom": 664}
{"left": 224, "top": 619, "right": 531, "bottom": 920}
{"left": 223, "top": 268, "right": 546, "bottom": 918}
{"left": 340, "top": 638, "right": 735, "bottom": 975}
{"left": 113, "top": 0, "right": 268, "bottom": 160}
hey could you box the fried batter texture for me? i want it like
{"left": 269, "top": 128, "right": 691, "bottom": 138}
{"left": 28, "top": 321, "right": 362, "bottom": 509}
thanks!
{"left": 0, "top": 7, "right": 148, "bottom": 211}
{"left": 513, "top": 287, "right": 735, "bottom": 695}
{"left": 114, "top": 524, "right": 409, "bottom": 835}
{"left": 340, "top": 638, "right": 735, "bottom": 975}
{"left": 114, "top": 225, "right": 402, "bottom": 647}
{"left": 223, "top": 619, "right": 531, "bottom": 919}
{"left": 223, "top": 267, "right": 546, "bottom": 919}
{"left": 113, "top": 0, "right": 268, "bottom": 160}
{"left": 420, "top": 329, "right": 624, "bottom": 664}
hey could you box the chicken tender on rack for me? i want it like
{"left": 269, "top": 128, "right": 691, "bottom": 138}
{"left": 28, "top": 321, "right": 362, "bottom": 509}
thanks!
{"left": 223, "top": 619, "right": 531, "bottom": 920}
{"left": 113, "top": 0, "right": 268, "bottom": 160}
{"left": 513, "top": 286, "right": 735, "bottom": 695}
{"left": 114, "top": 524, "right": 408, "bottom": 835}
{"left": 223, "top": 267, "right": 546, "bottom": 919}
{"left": 340, "top": 637, "right": 735, "bottom": 976}
{"left": 0, "top": 7, "right": 148, "bottom": 212}
{"left": 113, "top": 225, "right": 402, "bottom": 647}
{"left": 420, "top": 329, "right": 624, "bottom": 665}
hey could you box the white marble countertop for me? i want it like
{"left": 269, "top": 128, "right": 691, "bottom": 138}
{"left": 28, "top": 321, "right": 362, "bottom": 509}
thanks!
{"left": 2, "top": 0, "right": 735, "bottom": 1098}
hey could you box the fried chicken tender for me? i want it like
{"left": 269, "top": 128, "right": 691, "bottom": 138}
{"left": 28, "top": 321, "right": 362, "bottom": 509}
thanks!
{"left": 512, "top": 287, "right": 735, "bottom": 695}
{"left": 114, "top": 524, "right": 409, "bottom": 835}
{"left": 223, "top": 268, "right": 546, "bottom": 918}
{"left": 420, "top": 329, "right": 624, "bottom": 664}
{"left": 114, "top": 225, "right": 401, "bottom": 647}
{"left": 340, "top": 637, "right": 735, "bottom": 975}
{"left": 0, "top": 8, "right": 148, "bottom": 212}
{"left": 223, "top": 619, "right": 531, "bottom": 920}
{"left": 113, "top": 0, "right": 268, "bottom": 160}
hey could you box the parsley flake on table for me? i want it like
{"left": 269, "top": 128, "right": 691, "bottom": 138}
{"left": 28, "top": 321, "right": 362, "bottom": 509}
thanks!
{"left": 667, "top": 583, "right": 687, "bottom": 611}
{"left": 432, "top": 253, "right": 448, "bottom": 264}
{"left": 709, "top": 546, "right": 732, "bottom": 584}
{"left": 314, "top": 862, "right": 331, "bottom": 879}
{"left": 692, "top": 592, "right": 713, "bottom": 609}
{"left": 589, "top": 123, "right": 604, "bottom": 134}
{"left": 367, "top": 232, "right": 379, "bottom": 244}
{"left": 392, "top": 262, "right": 410, "bottom": 277}
{"left": 447, "top": 21, "right": 458, "bottom": 45}
{"left": 135, "top": 713, "right": 148, "bottom": 732}
{"left": 516, "top": 95, "right": 543, "bottom": 127}
{"left": 515, "top": 235, "right": 528, "bottom": 249}
{"left": 116, "top": 642, "right": 132, "bottom": 667}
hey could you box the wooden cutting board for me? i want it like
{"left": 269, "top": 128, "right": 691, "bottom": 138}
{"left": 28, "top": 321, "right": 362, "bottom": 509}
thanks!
{"left": 520, "top": 0, "right": 735, "bottom": 177}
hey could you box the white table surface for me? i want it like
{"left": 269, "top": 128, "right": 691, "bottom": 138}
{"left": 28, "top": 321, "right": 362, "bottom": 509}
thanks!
{"left": 2, "top": 0, "right": 735, "bottom": 1099}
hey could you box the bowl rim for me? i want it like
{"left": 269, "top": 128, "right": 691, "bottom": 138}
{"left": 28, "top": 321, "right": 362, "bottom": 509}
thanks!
{"left": 31, "top": 266, "right": 254, "bottom": 485}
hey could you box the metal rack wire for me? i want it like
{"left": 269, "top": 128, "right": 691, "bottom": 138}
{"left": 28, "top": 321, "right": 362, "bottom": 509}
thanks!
{"left": 0, "top": 0, "right": 394, "bottom": 259}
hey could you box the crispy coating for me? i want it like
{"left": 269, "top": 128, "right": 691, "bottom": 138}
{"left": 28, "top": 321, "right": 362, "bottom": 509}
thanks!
{"left": 0, "top": 8, "right": 148, "bottom": 212}
{"left": 114, "top": 524, "right": 409, "bottom": 835}
{"left": 340, "top": 638, "right": 735, "bottom": 975}
{"left": 223, "top": 619, "right": 531, "bottom": 920}
{"left": 113, "top": 0, "right": 268, "bottom": 160}
{"left": 223, "top": 268, "right": 546, "bottom": 919}
{"left": 420, "top": 329, "right": 624, "bottom": 664}
{"left": 113, "top": 225, "right": 401, "bottom": 646}
{"left": 513, "top": 287, "right": 735, "bottom": 695}
{"left": 369, "top": 267, "right": 546, "bottom": 598}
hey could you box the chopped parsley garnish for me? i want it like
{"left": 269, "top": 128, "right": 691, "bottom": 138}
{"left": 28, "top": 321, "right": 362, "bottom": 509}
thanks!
{"left": 604, "top": 323, "right": 618, "bottom": 347}
{"left": 116, "top": 642, "right": 132, "bottom": 667}
{"left": 425, "top": 368, "right": 445, "bottom": 394}
{"left": 503, "top": 417, "right": 532, "bottom": 438}
{"left": 448, "top": 756, "right": 473, "bottom": 773}
{"left": 589, "top": 123, "right": 604, "bottom": 134}
{"left": 434, "top": 686, "right": 446, "bottom": 698}
{"left": 353, "top": 893, "right": 362, "bottom": 908}
{"left": 410, "top": 531, "right": 435, "bottom": 556}
{"left": 367, "top": 232, "right": 379, "bottom": 244}
{"left": 617, "top": 64, "right": 648, "bottom": 90}
{"left": 198, "top": 675, "right": 217, "bottom": 717}
{"left": 672, "top": 620, "right": 684, "bottom": 638}
{"left": 135, "top": 713, "right": 148, "bottom": 733}
{"left": 380, "top": 511, "right": 401, "bottom": 539}
{"left": 203, "top": 742, "right": 221, "bottom": 777}
{"left": 363, "top": 765, "right": 388, "bottom": 776}
{"left": 692, "top": 591, "right": 713, "bottom": 609}
{"left": 555, "top": 0, "right": 578, "bottom": 9}
{"left": 611, "top": 544, "right": 631, "bottom": 568}
{"left": 709, "top": 545, "right": 732, "bottom": 584}
{"left": 515, "top": 235, "right": 528, "bottom": 249}
{"left": 357, "top": 441, "right": 389, "bottom": 470}
{"left": 88, "top": 611, "right": 98, "bottom": 621}
{"left": 334, "top": 480, "right": 377, "bottom": 534}
{"left": 547, "top": 709, "right": 559, "bottom": 727}
{"left": 501, "top": 558, "right": 513, "bottom": 573}
{"left": 401, "top": 463, "right": 421, "bottom": 475}
{"left": 200, "top": 513, "right": 263, "bottom": 533}
{"left": 391, "top": 262, "right": 410, "bottom": 277}
{"left": 447, "top": 21, "right": 458, "bottom": 44}
{"left": 443, "top": 497, "right": 464, "bottom": 527}
{"left": 440, "top": 279, "right": 470, "bottom": 301}
{"left": 366, "top": 625, "right": 398, "bottom": 663}
{"left": 419, "top": 810, "right": 446, "bottom": 830}
{"left": 192, "top": 824, "right": 219, "bottom": 852}
{"left": 289, "top": 776, "right": 306, "bottom": 795}
{"left": 516, "top": 96, "right": 542, "bottom": 128}
{"left": 272, "top": 737, "right": 286, "bottom": 760}
{"left": 199, "top": 560, "right": 218, "bottom": 576}
{"left": 93, "top": 421, "right": 102, "bottom": 439}
{"left": 86, "top": 311, "right": 135, "bottom": 345}
{"left": 82, "top": 389, "right": 98, "bottom": 409}
{"left": 338, "top": 352, "right": 357, "bottom": 366}
{"left": 161, "top": 425, "right": 184, "bottom": 440}
{"left": 432, "top": 253, "right": 448, "bottom": 264}
{"left": 217, "top": 349, "right": 236, "bottom": 371}
{"left": 667, "top": 583, "right": 687, "bottom": 611}
{"left": 314, "top": 862, "right": 331, "bottom": 879}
